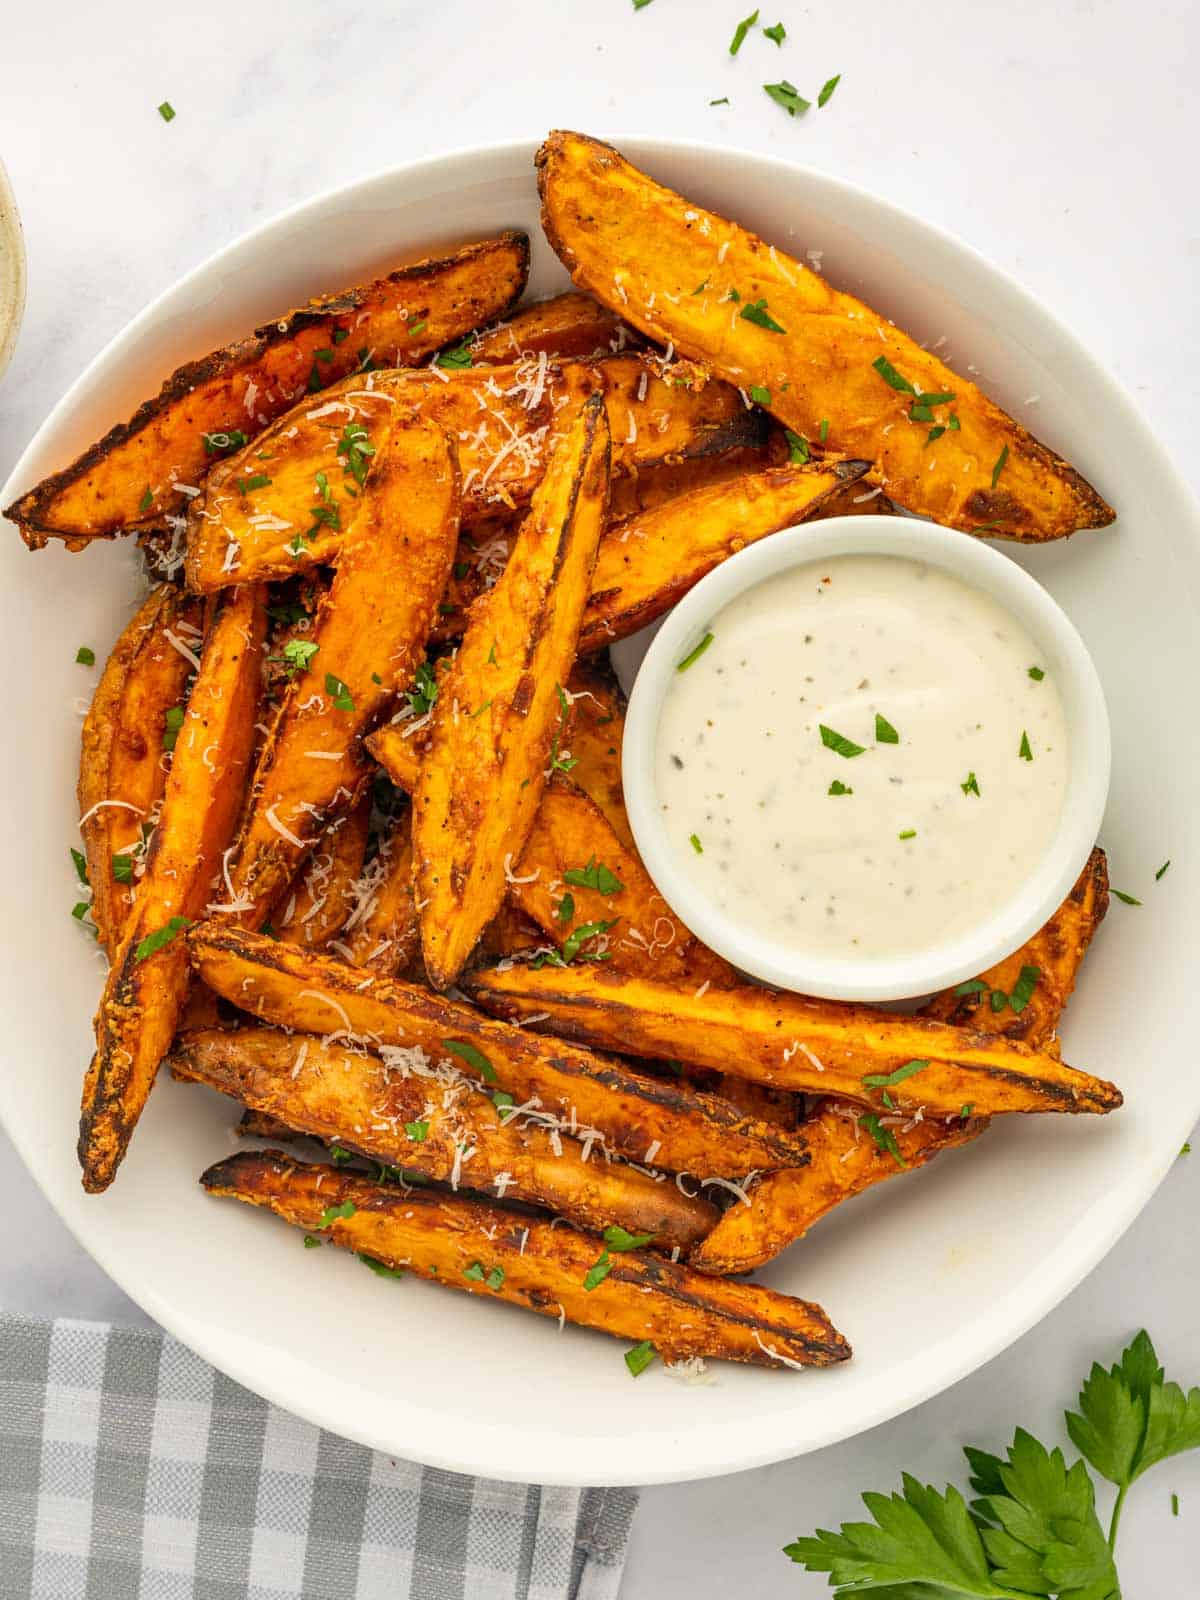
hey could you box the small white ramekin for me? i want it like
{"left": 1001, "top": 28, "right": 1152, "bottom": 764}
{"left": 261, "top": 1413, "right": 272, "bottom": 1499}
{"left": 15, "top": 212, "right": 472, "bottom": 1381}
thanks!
{"left": 623, "top": 515, "right": 1111, "bottom": 1001}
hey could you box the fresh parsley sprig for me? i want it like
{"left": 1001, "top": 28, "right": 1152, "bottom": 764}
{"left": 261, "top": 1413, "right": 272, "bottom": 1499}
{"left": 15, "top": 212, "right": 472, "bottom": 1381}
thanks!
{"left": 785, "top": 1329, "right": 1200, "bottom": 1595}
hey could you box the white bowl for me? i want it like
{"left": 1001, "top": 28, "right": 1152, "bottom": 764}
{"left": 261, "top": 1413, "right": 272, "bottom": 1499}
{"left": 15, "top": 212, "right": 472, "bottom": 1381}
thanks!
{"left": 624, "top": 515, "right": 1111, "bottom": 1001}
{"left": 0, "top": 158, "right": 26, "bottom": 381}
{"left": 3, "top": 137, "right": 1200, "bottom": 1488}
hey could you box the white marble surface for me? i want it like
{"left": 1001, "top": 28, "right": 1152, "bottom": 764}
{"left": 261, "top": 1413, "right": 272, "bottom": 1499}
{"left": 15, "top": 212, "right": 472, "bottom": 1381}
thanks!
{"left": 2, "top": 0, "right": 1198, "bottom": 1593}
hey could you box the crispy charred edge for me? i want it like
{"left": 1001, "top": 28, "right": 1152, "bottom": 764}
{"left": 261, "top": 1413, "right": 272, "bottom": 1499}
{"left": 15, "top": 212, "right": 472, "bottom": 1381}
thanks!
{"left": 186, "top": 921, "right": 812, "bottom": 1167}
{"left": 537, "top": 131, "right": 1115, "bottom": 538}
{"left": 579, "top": 458, "right": 870, "bottom": 652}
{"left": 5, "top": 233, "right": 530, "bottom": 547}
{"left": 461, "top": 969, "right": 1123, "bottom": 1115}
{"left": 199, "top": 1150, "right": 850, "bottom": 1367}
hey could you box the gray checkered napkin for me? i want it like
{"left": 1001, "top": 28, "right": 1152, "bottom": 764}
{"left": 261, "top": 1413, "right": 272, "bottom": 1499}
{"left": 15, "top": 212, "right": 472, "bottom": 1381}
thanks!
{"left": 0, "top": 1316, "right": 637, "bottom": 1600}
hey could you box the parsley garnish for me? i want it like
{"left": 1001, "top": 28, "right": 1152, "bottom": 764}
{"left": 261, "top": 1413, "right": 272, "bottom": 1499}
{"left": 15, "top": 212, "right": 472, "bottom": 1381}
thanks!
{"left": 556, "top": 892, "right": 575, "bottom": 924}
{"left": 238, "top": 473, "right": 271, "bottom": 493}
{"left": 441, "top": 1039, "right": 497, "bottom": 1082}
{"left": 1008, "top": 965, "right": 1042, "bottom": 1013}
{"left": 1113, "top": 889, "right": 1142, "bottom": 906}
{"left": 161, "top": 706, "right": 185, "bottom": 751}
{"left": 676, "top": 631, "right": 714, "bottom": 672}
{"left": 874, "top": 713, "right": 899, "bottom": 744}
{"left": 407, "top": 659, "right": 438, "bottom": 717}
{"left": 325, "top": 673, "right": 354, "bottom": 712}
{"left": 1019, "top": 730, "right": 1033, "bottom": 761}
{"left": 303, "top": 1235, "right": 321, "bottom": 1249}
{"left": 75, "top": 645, "right": 95, "bottom": 666}
{"left": 817, "top": 73, "right": 841, "bottom": 107}
{"left": 138, "top": 487, "right": 154, "bottom": 513}
{"left": 548, "top": 682, "right": 578, "bottom": 776}
{"left": 463, "top": 1261, "right": 486, "bottom": 1282}
{"left": 740, "top": 297, "right": 787, "bottom": 332}
{"left": 112, "top": 853, "right": 134, "bottom": 885}
{"left": 202, "top": 428, "right": 248, "bottom": 456}
{"left": 486, "top": 1266, "right": 504, "bottom": 1290}
{"left": 1028, "top": 664, "right": 1045, "bottom": 680}
{"left": 858, "top": 1113, "right": 906, "bottom": 1168}
{"left": 633, "top": 0, "right": 654, "bottom": 9}
{"left": 709, "top": 96, "right": 730, "bottom": 106}
{"left": 691, "top": 278, "right": 710, "bottom": 295}
{"left": 316, "top": 1199, "right": 356, "bottom": 1229}
{"left": 407, "top": 319, "right": 427, "bottom": 337}
{"left": 689, "top": 833, "right": 704, "bottom": 853}
{"left": 1156, "top": 860, "right": 1171, "bottom": 880}
{"left": 436, "top": 340, "right": 475, "bottom": 370}
{"left": 898, "top": 829, "right": 917, "bottom": 840}
{"left": 872, "top": 355, "right": 916, "bottom": 394}
{"left": 133, "top": 917, "right": 191, "bottom": 960}
{"left": 961, "top": 771, "right": 980, "bottom": 796}
{"left": 492, "top": 1091, "right": 515, "bottom": 1120}
{"left": 157, "top": 101, "right": 176, "bottom": 122}
{"left": 404, "top": 1121, "right": 429, "bottom": 1142}
{"left": 729, "top": 7, "right": 759, "bottom": 54}
{"left": 561, "top": 919, "right": 617, "bottom": 963}
{"left": 820, "top": 724, "right": 865, "bottom": 759}
{"left": 785, "top": 430, "right": 810, "bottom": 463}
{"left": 764, "top": 80, "right": 810, "bottom": 117}
{"left": 583, "top": 1250, "right": 614, "bottom": 1291}
{"left": 763, "top": 19, "right": 786, "bottom": 43}
{"left": 70, "top": 848, "right": 89, "bottom": 884}
{"left": 625, "top": 1340, "right": 657, "bottom": 1377}
{"left": 71, "top": 901, "right": 93, "bottom": 926}
{"left": 563, "top": 857, "right": 623, "bottom": 896}
{"left": 468, "top": 699, "right": 492, "bottom": 718}
{"left": 359, "top": 1254, "right": 404, "bottom": 1279}
{"left": 955, "top": 979, "right": 988, "bottom": 996}
{"left": 603, "top": 1225, "right": 653, "bottom": 1251}
{"left": 337, "top": 423, "right": 375, "bottom": 486}
{"left": 279, "top": 638, "right": 319, "bottom": 675}
{"left": 819, "top": 418, "right": 830, "bottom": 442}
{"left": 991, "top": 444, "right": 1010, "bottom": 488}
{"left": 750, "top": 383, "right": 772, "bottom": 405}
{"left": 863, "top": 1059, "right": 929, "bottom": 1091}
{"left": 828, "top": 780, "right": 852, "bottom": 796}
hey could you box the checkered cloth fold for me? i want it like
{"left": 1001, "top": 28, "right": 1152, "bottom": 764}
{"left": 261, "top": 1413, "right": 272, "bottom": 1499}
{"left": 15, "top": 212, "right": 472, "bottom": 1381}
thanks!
{"left": 0, "top": 1316, "right": 637, "bottom": 1600}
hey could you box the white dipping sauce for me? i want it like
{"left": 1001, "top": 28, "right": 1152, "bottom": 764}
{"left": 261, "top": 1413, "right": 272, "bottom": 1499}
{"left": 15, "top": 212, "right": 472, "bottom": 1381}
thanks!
{"left": 655, "top": 554, "right": 1069, "bottom": 961}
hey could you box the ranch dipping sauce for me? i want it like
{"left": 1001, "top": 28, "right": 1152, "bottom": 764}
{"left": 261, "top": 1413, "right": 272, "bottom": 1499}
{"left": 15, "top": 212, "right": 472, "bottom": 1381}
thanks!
{"left": 655, "top": 554, "right": 1069, "bottom": 963}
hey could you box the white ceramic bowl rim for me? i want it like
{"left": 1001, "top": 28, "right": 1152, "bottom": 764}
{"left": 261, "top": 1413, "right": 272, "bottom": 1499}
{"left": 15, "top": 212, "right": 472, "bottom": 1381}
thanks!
{"left": 3, "top": 135, "right": 1200, "bottom": 1490}
{"left": 624, "top": 515, "right": 1112, "bottom": 1001}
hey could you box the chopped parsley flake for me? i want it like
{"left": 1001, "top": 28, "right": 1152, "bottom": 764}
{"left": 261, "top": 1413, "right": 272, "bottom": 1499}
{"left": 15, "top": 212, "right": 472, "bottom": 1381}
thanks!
{"left": 1112, "top": 889, "right": 1142, "bottom": 906}
{"left": 764, "top": 80, "right": 810, "bottom": 117}
{"left": 991, "top": 445, "right": 1010, "bottom": 488}
{"left": 561, "top": 918, "right": 617, "bottom": 963}
{"left": 898, "top": 828, "right": 917, "bottom": 840}
{"left": 750, "top": 384, "right": 772, "bottom": 406}
{"left": 828, "top": 780, "right": 853, "bottom": 796}
{"left": 407, "top": 320, "right": 427, "bottom": 337}
{"left": 709, "top": 96, "right": 730, "bottom": 106}
{"left": 325, "top": 673, "right": 354, "bottom": 712}
{"left": 874, "top": 713, "right": 899, "bottom": 745}
{"left": 161, "top": 706, "right": 185, "bottom": 752}
{"left": 486, "top": 1266, "right": 504, "bottom": 1290}
{"left": 872, "top": 355, "right": 916, "bottom": 394}
{"left": 785, "top": 430, "right": 810, "bottom": 463}
{"left": 1008, "top": 965, "right": 1042, "bottom": 1013}
{"left": 202, "top": 428, "right": 248, "bottom": 456}
{"left": 583, "top": 1250, "right": 614, "bottom": 1291}
{"left": 1019, "top": 730, "right": 1033, "bottom": 761}
{"left": 157, "top": 101, "right": 176, "bottom": 122}
{"left": 1156, "top": 860, "right": 1171, "bottom": 880}
{"left": 820, "top": 724, "right": 865, "bottom": 759}
{"left": 691, "top": 278, "right": 710, "bottom": 295}
{"left": 138, "top": 487, "right": 154, "bottom": 513}
{"left": 676, "top": 631, "right": 714, "bottom": 672}
{"left": 337, "top": 423, "right": 375, "bottom": 486}
{"left": 961, "top": 771, "right": 980, "bottom": 796}
{"left": 625, "top": 1340, "right": 657, "bottom": 1377}
{"left": 817, "top": 73, "right": 841, "bottom": 107}
{"left": 556, "top": 892, "right": 575, "bottom": 924}
{"left": 112, "top": 853, "right": 134, "bottom": 885}
{"left": 441, "top": 1039, "right": 497, "bottom": 1082}
{"left": 463, "top": 1261, "right": 486, "bottom": 1282}
{"left": 316, "top": 1199, "right": 356, "bottom": 1230}
{"left": 133, "top": 917, "right": 191, "bottom": 960}
{"left": 863, "top": 1058, "right": 929, "bottom": 1090}
{"left": 436, "top": 340, "right": 475, "bottom": 370}
{"left": 358, "top": 1254, "right": 404, "bottom": 1279}
{"left": 281, "top": 639, "right": 319, "bottom": 674}
{"left": 303, "top": 1235, "right": 321, "bottom": 1248}
{"left": 729, "top": 7, "right": 759, "bottom": 54}
{"left": 1028, "top": 665, "right": 1045, "bottom": 681}
{"left": 859, "top": 1113, "right": 907, "bottom": 1168}
{"left": 954, "top": 979, "right": 988, "bottom": 997}
{"left": 819, "top": 418, "right": 830, "bottom": 442}
{"left": 763, "top": 19, "right": 786, "bottom": 44}
{"left": 75, "top": 645, "right": 95, "bottom": 666}
{"left": 70, "top": 847, "right": 89, "bottom": 884}
{"left": 404, "top": 1121, "right": 429, "bottom": 1142}
{"left": 563, "top": 856, "right": 623, "bottom": 896}
{"left": 407, "top": 660, "right": 438, "bottom": 717}
{"left": 689, "top": 832, "right": 704, "bottom": 853}
{"left": 740, "top": 297, "right": 787, "bottom": 331}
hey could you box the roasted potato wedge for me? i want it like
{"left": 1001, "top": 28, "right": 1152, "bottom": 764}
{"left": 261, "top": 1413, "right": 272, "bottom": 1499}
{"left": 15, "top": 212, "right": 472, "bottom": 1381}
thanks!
{"left": 606, "top": 444, "right": 770, "bottom": 523}
{"left": 226, "top": 415, "right": 459, "bottom": 926}
{"left": 537, "top": 131, "right": 1114, "bottom": 541}
{"left": 6, "top": 235, "right": 527, "bottom": 549}
{"left": 201, "top": 1151, "right": 850, "bottom": 1369}
{"left": 412, "top": 396, "right": 610, "bottom": 989}
{"left": 338, "top": 813, "right": 420, "bottom": 975}
{"left": 468, "top": 292, "right": 632, "bottom": 363}
{"left": 460, "top": 965, "right": 1123, "bottom": 1118}
{"left": 185, "top": 923, "right": 813, "bottom": 1177}
{"left": 509, "top": 780, "right": 734, "bottom": 984}
{"left": 171, "top": 1026, "right": 717, "bottom": 1249}
{"left": 558, "top": 662, "right": 632, "bottom": 847}
{"left": 578, "top": 458, "right": 869, "bottom": 652}
{"left": 273, "top": 793, "right": 372, "bottom": 949}
{"left": 79, "top": 583, "right": 267, "bottom": 1191}
{"left": 78, "top": 585, "right": 202, "bottom": 954}
{"left": 184, "top": 357, "right": 762, "bottom": 592}
{"left": 691, "top": 850, "right": 1111, "bottom": 1273}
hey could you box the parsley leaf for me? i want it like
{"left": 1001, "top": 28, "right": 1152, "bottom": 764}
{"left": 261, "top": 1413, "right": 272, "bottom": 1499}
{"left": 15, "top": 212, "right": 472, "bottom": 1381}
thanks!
{"left": 1113, "top": 889, "right": 1142, "bottom": 906}
{"left": 764, "top": 80, "right": 810, "bottom": 118}
{"left": 603, "top": 1225, "right": 653, "bottom": 1252}
{"left": 75, "top": 645, "right": 95, "bottom": 666}
{"left": 863, "top": 1059, "right": 929, "bottom": 1091}
{"left": 315, "top": 1199, "right": 356, "bottom": 1229}
{"left": 202, "top": 428, "right": 248, "bottom": 456}
{"left": 827, "top": 780, "right": 853, "bottom": 796}
{"left": 676, "top": 631, "right": 714, "bottom": 672}
{"left": 437, "top": 340, "right": 475, "bottom": 371}
{"left": 991, "top": 445, "right": 1010, "bottom": 488}
{"left": 689, "top": 832, "right": 704, "bottom": 853}
{"left": 358, "top": 1254, "right": 404, "bottom": 1279}
{"left": 407, "top": 659, "right": 438, "bottom": 717}
{"left": 962, "top": 771, "right": 981, "bottom": 796}
{"left": 729, "top": 7, "right": 759, "bottom": 54}
{"left": 763, "top": 19, "right": 786, "bottom": 43}
{"left": 324, "top": 673, "right": 355, "bottom": 712}
{"left": 157, "top": 101, "right": 176, "bottom": 122}
{"left": 337, "top": 422, "right": 375, "bottom": 486}
{"left": 281, "top": 638, "right": 319, "bottom": 674}
{"left": 820, "top": 724, "right": 865, "bottom": 759}
{"left": 1019, "top": 730, "right": 1033, "bottom": 761}
{"left": 583, "top": 1250, "right": 613, "bottom": 1291}
{"left": 872, "top": 355, "right": 917, "bottom": 394}
{"left": 785, "top": 429, "right": 810, "bottom": 463}
{"left": 404, "top": 1121, "right": 429, "bottom": 1142}
{"left": 441, "top": 1039, "right": 497, "bottom": 1083}
{"left": 561, "top": 919, "right": 617, "bottom": 963}
{"left": 162, "top": 705, "right": 185, "bottom": 752}
{"left": 750, "top": 383, "right": 772, "bottom": 405}
{"left": 740, "top": 297, "right": 788, "bottom": 332}
{"left": 1156, "top": 860, "right": 1171, "bottom": 880}
{"left": 1067, "top": 1329, "right": 1200, "bottom": 1501}
{"left": 133, "top": 916, "right": 190, "bottom": 961}
{"left": 625, "top": 1340, "right": 657, "bottom": 1377}
{"left": 1029, "top": 665, "right": 1046, "bottom": 681}
{"left": 70, "top": 847, "right": 89, "bottom": 885}
{"left": 817, "top": 73, "right": 841, "bottom": 107}
{"left": 556, "top": 892, "right": 575, "bottom": 924}
{"left": 875, "top": 713, "right": 899, "bottom": 744}
{"left": 112, "top": 853, "right": 135, "bottom": 885}
{"left": 563, "top": 856, "right": 623, "bottom": 896}
{"left": 858, "top": 1113, "right": 906, "bottom": 1168}
{"left": 1008, "top": 965, "right": 1041, "bottom": 1014}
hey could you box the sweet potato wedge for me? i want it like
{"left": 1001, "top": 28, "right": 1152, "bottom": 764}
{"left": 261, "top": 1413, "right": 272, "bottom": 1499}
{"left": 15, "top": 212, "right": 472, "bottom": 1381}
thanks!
{"left": 226, "top": 415, "right": 459, "bottom": 927}
{"left": 690, "top": 850, "right": 1111, "bottom": 1273}
{"left": 412, "top": 396, "right": 610, "bottom": 989}
{"left": 578, "top": 458, "right": 870, "bottom": 653}
{"left": 200, "top": 1151, "right": 850, "bottom": 1368}
{"left": 337, "top": 814, "right": 420, "bottom": 975}
{"left": 468, "top": 292, "right": 632, "bottom": 363}
{"left": 537, "top": 131, "right": 1114, "bottom": 541}
{"left": 184, "top": 357, "right": 761, "bottom": 592}
{"left": 508, "top": 781, "right": 734, "bottom": 985}
{"left": 78, "top": 585, "right": 202, "bottom": 954}
{"left": 79, "top": 583, "right": 267, "bottom": 1191}
{"left": 6, "top": 235, "right": 527, "bottom": 549}
{"left": 460, "top": 965, "right": 1122, "bottom": 1118}
{"left": 185, "top": 923, "right": 812, "bottom": 1177}
{"left": 170, "top": 1026, "right": 717, "bottom": 1249}
{"left": 557, "top": 662, "right": 632, "bottom": 847}
{"left": 273, "top": 794, "right": 372, "bottom": 949}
